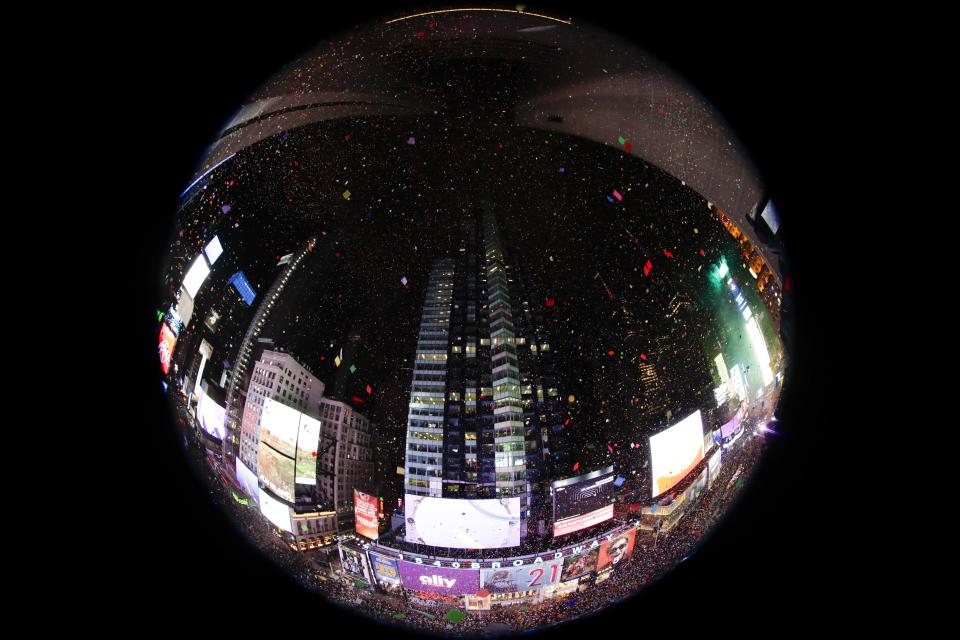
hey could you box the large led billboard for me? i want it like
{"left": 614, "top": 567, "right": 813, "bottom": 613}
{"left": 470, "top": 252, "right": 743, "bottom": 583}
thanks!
{"left": 196, "top": 388, "right": 227, "bottom": 439}
{"left": 650, "top": 410, "right": 705, "bottom": 497}
{"left": 746, "top": 316, "right": 775, "bottom": 386}
{"left": 397, "top": 561, "right": 480, "bottom": 596}
{"left": 294, "top": 415, "right": 320, "bottom": 485}
{"left": 480, "top": 559, "right": 564, "bottom": 593}
{"left": 552, "top": 466, "right": 615, "bottom": 537}
{"left": 404, "top": 496, "right": 521, "bottom": 549}
{"left": 596, "top": 529, "right": 637, "bottom": 573}
{"left": 236, "top": 458, "right": 260, "bottom": 501}
{"left": 258, "top": 488, "right": 292, "bottom": 533}
{"left": 158, "top": 322, "right": 177, "bottom": 374}
{"left": 182, "top": 254, "right": 211, "bottom": 299}
{"left": 260, "top": 397, "right": 300, "bottom": 458}
{"left": 719, "top": 410, "right": 743, "bottom": 439}
{"left": 354, "top": 490, "right": 379, "bottom": 540}
{"left": 369, "top": 552, "right": 401, "bottom": 585}
{"left": 339, "top": 546, "right": 371, "bottom": 582}
{"left": 258, "top": 444, "right": 295, "bottom": 502}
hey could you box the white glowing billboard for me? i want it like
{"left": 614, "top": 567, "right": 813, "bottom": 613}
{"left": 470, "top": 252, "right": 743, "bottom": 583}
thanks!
{"left": 650, "top": 410, "right": 705, "bottom": 498}
{"left": 236, "top": 458, "right": 260, "bottom": 501}
{"left": 196, "top": 388, "right": 227, "bottom": 439}
{"left": 746, "top": 316, "right": 775, "bottom": 386}
{"left": 258, "top": 444, "right": 295, "bottom": 502}
{"left": 404, "top": 496, "right": 521, "bottom": 549}
{"left": 259, "top": 488, "right": 293, "bottom": 533}
{"left": 259, "top": 397, "right": 300, "bottom": 458}
{"left": 204, "top": 235, "right": 224, "bottom": 265}
{"left": 295, "top": 414, "right": 321, "bottom": 485}
{"left": 182, "top": 254, "right": 211, "bottom": 299}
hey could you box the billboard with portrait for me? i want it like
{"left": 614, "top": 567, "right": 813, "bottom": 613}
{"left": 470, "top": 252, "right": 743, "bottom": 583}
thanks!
{"left": 596, "top": 529, "right": 637, "bottom": 573}
{"left": 369, "top": 552, "right": 401, "bottom": 585}
{"left": 258, "top": 444, "right": 295, "bottom": 502}
{"left": 560, "top": 547, "right": 599, "bottom": 581}
{"left": 158, "top": 322, "right": 177, "bottom": 375}
{"left": 354, "top": 490, "right": 379, "bottom": 540}
{"left": 294, "top": 414, "right": 320, "bottom": 485}
{"left": 650, "top": 410, "right": 705, "bottom": 497}
{"left": 259, "top": 397, "right": 300, "bottom": 458}
{"left": 339, "top": 545, "right": 371, "bottom": 582}
{"left": 480, "top": 559, "right": 564, "bottom": 593}
{"left": 404, "top": 495, "right": 521, "bottom": 549}
{"left": 397, "top": 561, "right": 480, "bottom": 596}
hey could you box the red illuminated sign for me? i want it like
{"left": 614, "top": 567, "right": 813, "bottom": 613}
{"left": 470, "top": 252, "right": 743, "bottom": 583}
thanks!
{"left": 158, "top": 322, "right": 177, "bottom": 375}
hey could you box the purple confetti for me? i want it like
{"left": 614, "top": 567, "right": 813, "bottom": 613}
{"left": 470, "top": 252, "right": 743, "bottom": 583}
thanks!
{"left": 407, "top": 136, "right": 416, "bottom": 145}
{"left": 221, "top": 204, "right": 232, "bottom": 214}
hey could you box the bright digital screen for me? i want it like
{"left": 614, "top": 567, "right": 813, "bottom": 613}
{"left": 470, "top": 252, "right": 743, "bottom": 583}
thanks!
{"left": 650, "top": 410, "right": 705, "bottom": 497}
{"left": 339, "top": 546, "right": 371, "bottom": 582}
{"left": 196, "top": 388, "right": 227, "bottom": 439}
{"left": 158, "top": 322, "right": 177, "bottom": 374}
{"left": 354, "top": 490, "right": 379, "bottom": 540}
{"left": 228, "top": 271, "right": 257, "bottom": 305}
{"left": 560, "top": 547, "right": 599, "bottom": 581}
{"left": 369, "top": 552, "right": 401, "bottom": 585}
{"left": 404, "top": 496, "right": 521, "bottom": 549}
{"left": 236, "top": 458, "right": 260, "bottom": 501}
{"left": 295, "top": 414, "right": 320, "bottom": 485}
{"left": 258, "top": 488, "right": 292, "bottom": 533}
{"left": 176, "top": 288, "right": 194, "bottom": 327}
{"left": 720, "top": 410, "right": 743, "bottom": 439}
{"left": 182, "top": 254, "right": 211, "bottom": 299}
{"left": 397, "top": 561, "right": 480, "bottom": 596}
{"left": 258, "top": 444, "right": 295, "bottom": 502}
{"left": 552, "top": 466, "right": 615, "bottom": 537}
{"left": 260, "top": 397, "right": 300, "bottom": 458}
{"left": 164, "top": 306, "right": 184, "bottom": 337}
{"left": 746, "top": 316, "right": 775, "bottom": 386}
{"left": 481, "top": 559, "right": 564, "bottom": 593}
{"left": 597, "top": 529, "right": 637, "bottom": 573}
{"left": 204, "top": 235, "right": 224, "bottom": 265}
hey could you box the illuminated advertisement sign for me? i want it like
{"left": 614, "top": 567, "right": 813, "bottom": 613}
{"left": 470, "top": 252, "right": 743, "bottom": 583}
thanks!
{"left": 258, "top": 444, "right": 295, "bottom": 502}
{"left": 196, "top": 388, "right": 227, "bottom": 439}
{"left": 729, "top": 364, "right": 747, "bottom": 401}
{"left": 397, "top": 561, "right": 480, "bottom": 596}
{"left": 294, "top": 415, "right": 320, "bottom": 485}
{"left": 560, "top": 547, "right": 599, "bottom": 581}
{"left": 404, "top": 496, "right": 521, "bottom": 549}
{"left": 228, "top": 271, "right": 257, "bottom": 306}
{"left": 164, "top": 306, "right": 184, "bottom": 337}
{"left": 369, "top": 552, "right": 401, "bottom": 585}
{"left": 258, "top": 488, "right": 292, "bottom": 533}
{"left": 182, "top": 254, "right": 211, "bottom": 299}
{"left": 720, "top": 410, "right": 743, "bottom": 439}
{"left": 707, "top": 449, "right": 722, "bottom": 489}
{"left": 176, "top": 288, "right": 194, "bottom": 327}
{"left": 545, "top": 578, "right": 579, "bottom": 599}
{"left": 746, "top": 316, "right": 775, "bottom": 386}
{"left": 760, "top": 199, "right": 781, "bottom": 235}
{"left": 204, "top": 309, "right": 221, "bottom": 333}
{"left": 339, "top": 545, "right": 371, "bottom": 582}
{"left": 596, "top": 528, "right": 637, "bottom": 573}
{"left": 552, "top": 465, "right": 615, "bottom": 537}
{"left": 204, "top": 235, "right": 223, "bottom": 265}
{"left": 650, "top": 410, "right": 705, "bottom": 498}
{"left": 260, "top": 397, "right": 300, "bottom": 458}
{"left": 158, "top": 322, "right": 177, "bottom": 374}
{"left": 481, "top": 559, "right": 564, "bottom": 593}
{"left": 236, "top": 459, "right": 260, "bottom": 502}
{"left": 354, "top": 490, "right": 379, "bottom": 540}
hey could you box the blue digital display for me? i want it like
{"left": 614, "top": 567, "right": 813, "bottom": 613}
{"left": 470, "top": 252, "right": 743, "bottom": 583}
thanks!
{"left": 227, "top": 271, "right": 257, "bottom": 306}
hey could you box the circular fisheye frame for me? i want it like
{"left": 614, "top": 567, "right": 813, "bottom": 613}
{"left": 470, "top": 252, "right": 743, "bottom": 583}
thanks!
{"left": 157, "top": 6, "right": 790, "bottom": 636}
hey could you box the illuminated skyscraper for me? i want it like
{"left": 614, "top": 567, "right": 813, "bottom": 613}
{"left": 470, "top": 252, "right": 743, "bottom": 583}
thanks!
{"left": 403, "top": 209, "right": 565, "bottom": 543}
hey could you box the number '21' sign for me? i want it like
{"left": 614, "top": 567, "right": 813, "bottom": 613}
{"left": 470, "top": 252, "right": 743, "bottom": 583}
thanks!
{"left": 480, "top": 558, "right": 564, "bottom": 593}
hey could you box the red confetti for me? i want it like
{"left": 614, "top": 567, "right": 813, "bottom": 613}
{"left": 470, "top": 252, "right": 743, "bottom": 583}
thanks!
{"left": 563, "top": 418, "right": 571, "bottom": 427}
{"left": 344, "top": 134, "right": 351, "bottom": 141}
{"left": 545, "top": 297, "right": 556, "bottom": 307}
{"left": 573, "top": 462, "right": 580, "bottom": 472}
{"left": 607, "top": 349, "right": 616, "bottom": 356}
{"left": 699, "top": 249, "right": 706, "bottom": 256}
{"left": 311, "top": 451, "right": 317, "bottom": 457}
{"left": 643, "top": 260, "right": 653, "bottom": 276}
{"left": 352, "top": 395, "right": 365, "bottom": 405}
{"left": 416, "top": 31, "right": 425, "bottom": 38}
{"left": 366, "top": 385, "right": 373, "bottom": 394}
{"left": 624, "top": 143, "right": 633, "bottom": 152}
{"left": 663, "top": 249, "right": 673, "bottom": 258}
{"left": 640, "top": 353, "right": 647, "bottom": 360}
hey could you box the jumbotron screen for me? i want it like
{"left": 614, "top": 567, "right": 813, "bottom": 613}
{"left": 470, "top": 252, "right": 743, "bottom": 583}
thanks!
{"left": 354, "top": 490, "right": 379, "bottom": 540}
{"left": 196, "top": 388, "right": 227, "bottom": 440}
{"left": 650, "top": 410, "right": 705, "bottom": 497}
{"left": 258, "top": 444, "right": 295, "bottom": 502}
{"left": 259, "top": 397, "right": 300, "bottom": 458}
{"left": 404, "top": 495, "right": 521, "bottom": 549}
{"left": 552, "top": 465, "right": 615, "bottom": 537}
